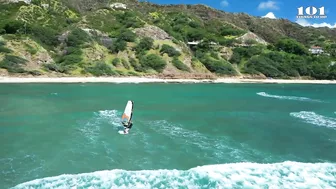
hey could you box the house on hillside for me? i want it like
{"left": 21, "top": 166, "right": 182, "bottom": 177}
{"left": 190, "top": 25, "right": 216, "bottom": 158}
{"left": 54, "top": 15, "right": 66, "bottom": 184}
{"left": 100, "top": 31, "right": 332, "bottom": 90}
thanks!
{"left": 309, "top": 46, "right": 324, "bottom": 54}
{"left": 110, "top": 3, "right": 127, "bottom": 9}
{"left": 8, "top": 0, "right": 31, "bottom": 3}
{"left": 187, "top": 40, "right": 218, "bottom": 46}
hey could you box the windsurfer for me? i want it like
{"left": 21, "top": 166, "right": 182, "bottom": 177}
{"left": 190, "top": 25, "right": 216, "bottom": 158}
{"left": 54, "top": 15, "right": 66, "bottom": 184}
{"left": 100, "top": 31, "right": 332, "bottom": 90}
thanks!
{"left": 123, "top": 121, "right": 133, "bottom": 133}
{"left": 120, "top": 100, "right": 134, "bottom": 134}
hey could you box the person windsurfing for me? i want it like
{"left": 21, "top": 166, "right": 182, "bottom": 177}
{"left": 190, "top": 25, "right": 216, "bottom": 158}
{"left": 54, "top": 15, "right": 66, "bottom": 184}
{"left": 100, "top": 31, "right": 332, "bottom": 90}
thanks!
{"left": 121, "top": 100, "right": 134, "bottom": 134}
{"left": 123, "top": 120, "right": 133, "bottom": 134}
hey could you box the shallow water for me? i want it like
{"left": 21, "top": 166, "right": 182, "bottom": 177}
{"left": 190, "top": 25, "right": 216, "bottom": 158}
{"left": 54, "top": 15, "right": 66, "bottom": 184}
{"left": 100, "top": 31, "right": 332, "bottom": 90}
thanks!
{"left": 1, "top": 83, "right": 336, "bottom": 188}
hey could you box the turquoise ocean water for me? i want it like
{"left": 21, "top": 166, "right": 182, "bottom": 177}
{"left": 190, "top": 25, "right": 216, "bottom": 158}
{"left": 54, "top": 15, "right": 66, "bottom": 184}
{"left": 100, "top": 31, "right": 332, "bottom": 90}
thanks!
{"left": 1, "top": 83, "right": 336, "bottom": 188}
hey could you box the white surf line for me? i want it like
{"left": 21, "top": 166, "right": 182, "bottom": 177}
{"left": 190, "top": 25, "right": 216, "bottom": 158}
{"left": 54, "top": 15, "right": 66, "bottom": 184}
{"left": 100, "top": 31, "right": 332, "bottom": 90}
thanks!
{"left": 11, "top": 161, "right": 336, "bottom": 189}
{"left": 1, "top": 77, "right": 336, "bottom": 84}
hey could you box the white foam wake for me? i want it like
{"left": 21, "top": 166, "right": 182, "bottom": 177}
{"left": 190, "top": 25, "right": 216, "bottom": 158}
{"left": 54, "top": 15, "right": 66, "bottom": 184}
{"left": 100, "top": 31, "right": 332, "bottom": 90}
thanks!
{"left": 12, "top": 162, "right": 336, "bottom": 189}
{"left": 257, "top": 92, "right": 322, "bottom": 102}
{"left": 148, "top": 120, "right": 265, "bottom": 162}
{"left": 290, "top": 111, "right": 336, "bottom": 128}
{"left": 77, "top": 110, "right": 121, "bottom": 144}
{"left": 96, "top": 110, "right": 121, "bottom": 126}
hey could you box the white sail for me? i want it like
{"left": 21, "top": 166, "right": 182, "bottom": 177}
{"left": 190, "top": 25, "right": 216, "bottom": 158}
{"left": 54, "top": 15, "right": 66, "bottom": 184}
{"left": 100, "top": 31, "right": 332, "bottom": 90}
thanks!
{"left": 121, "top": 100, "right": 133, "bottom": 125}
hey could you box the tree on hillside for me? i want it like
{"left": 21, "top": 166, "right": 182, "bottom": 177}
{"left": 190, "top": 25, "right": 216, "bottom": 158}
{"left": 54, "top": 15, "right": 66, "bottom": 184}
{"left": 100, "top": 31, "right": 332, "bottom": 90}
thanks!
{"left": 109, "top": 39, "right": 127, "bottom": 53}
{"left": 325, "top": 43, "right": 336, "bottom": 57}
{"left": 160, "top": 44, "right": 181, "bottom": 57}
{"left": 140, "top": 54, "right": 167, "bottom": 72}
{"left": 66, "top": 28, "right": 90, "bottom": 47}
{"left": 3, "top": 20, "right": 24, "bottom": 34}
{"left": 119, "top": 29, "right": 136, "bottom": 42}
{"left": 328, "top": 65, "right": 336, "bottom": 80}
{"left": 275, "top": 38, "right": 309, "bottom": 55}
{"left": 135, "top": 37, "right": 154, "bottom": 55}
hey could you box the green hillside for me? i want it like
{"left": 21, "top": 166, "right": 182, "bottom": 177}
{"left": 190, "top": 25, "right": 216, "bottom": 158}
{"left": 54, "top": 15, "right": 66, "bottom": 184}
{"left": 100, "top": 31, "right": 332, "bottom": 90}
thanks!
{"left": 0, "top": 0, "right": 335, "bottom": 79}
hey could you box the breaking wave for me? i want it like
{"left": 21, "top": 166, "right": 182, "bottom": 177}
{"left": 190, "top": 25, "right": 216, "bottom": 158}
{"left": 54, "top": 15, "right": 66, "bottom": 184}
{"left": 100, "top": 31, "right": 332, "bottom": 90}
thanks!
{"left": 11, "top": 162, "right": 336, "bottom": 189}
{"left": 290, "top": 111, "right": 336, "bottom": 128}
{"left": 257, "top": 92, "right": 322, "bottom": 102}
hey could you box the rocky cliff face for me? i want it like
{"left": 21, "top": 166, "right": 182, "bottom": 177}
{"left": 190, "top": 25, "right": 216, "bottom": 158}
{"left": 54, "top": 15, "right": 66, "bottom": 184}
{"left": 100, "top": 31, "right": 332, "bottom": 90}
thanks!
{"left": 134, "top": 25, "right": 172, "bottom": 40}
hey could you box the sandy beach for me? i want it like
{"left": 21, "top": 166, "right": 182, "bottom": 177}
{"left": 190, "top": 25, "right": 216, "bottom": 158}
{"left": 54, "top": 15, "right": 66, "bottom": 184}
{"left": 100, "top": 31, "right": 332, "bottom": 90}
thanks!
{"left": 0, "top": 76, "right": 336, "bottom": 84}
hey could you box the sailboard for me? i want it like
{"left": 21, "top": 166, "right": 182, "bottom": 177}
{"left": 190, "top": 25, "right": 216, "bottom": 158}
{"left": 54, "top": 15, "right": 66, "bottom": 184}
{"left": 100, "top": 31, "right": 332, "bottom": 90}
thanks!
{"left": 119, "top": 100, "right": 133, "bottom": 134}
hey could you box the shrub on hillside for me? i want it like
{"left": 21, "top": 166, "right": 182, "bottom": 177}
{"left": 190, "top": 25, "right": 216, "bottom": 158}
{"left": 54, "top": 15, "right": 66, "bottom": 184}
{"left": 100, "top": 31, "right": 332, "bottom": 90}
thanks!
{"left": 115, "top": 11, "right": 145, "bottom": 28}
{"left": 119, "top": 29, "right": 136, "bottom": 42}
{"left": 195, "top": 39, "right": 213, "bottom": 52}
{"left": 3, "top": 20, "right": 24, "bottom": 34}
{"left": 218, "top": 38, "right": 236, "bottom": 46}
{"left": 328, "top": 65, "right": 336, "bottom": 80}
{"left": 275, "top": 38, "right": 308, "bottom": 55}
{"left": 160, "top": 44, "right": 181, "bottom": 57}
{"left": 0, "top": 46, "right": 12, "bottom": 53}
{"left": 245, "top": 39, "right": 258, "bottom": 45}
{"left": 0, "top": 55, "right": 27, "bottom": 73}
{"left": 229, "top": 51, "right": 241, "bottom": 64}
{"left": 172, "top": 57, "right": 190, "bottom": 72}
{"left": 109, "top": 39, "right": 127, "bottom": 53}
{"left": 140, "top": 54, "right": 166, "bottom": 73}
{"left": 112, "top": 58, "right": 120, "bottom": 66}
{"left": 135, "top": 37, "right": 154, "bottom": 55}
{"left": 27, "top": 25, "right": 59, "bottom": 47}
{"left": 186, "top": 29, "right": 206, "bottom": 41}
{"left": 121, "top": 59, "right": 130, "bottom": 69}
{"left": 65, "top": 47, "right": 82, "bottom": 55}
{"left": 0, "top": 2, "right": 25, "bottom": 29}
{"left": 28, "top": 70, "right": 42, "bottom": 76}
{"left": 129, "top": 58, "right": 143, "bottom": 72}
{"left": 59, "top": 54, "right": 82, "bottom": 65}
{"left": 128, "top": 71, "right": 139, "bottom": 76}
{"left": 309, "top": 55, "right": 333, "bottom": 79}
{"left": 220, "top": 25, "right": 246, "bottom": 36}
{"left": 210, "top": 52, "right": 219, "bottom": 59}
{"left": 43, "top": 63, "right": 67, "bottom": 73}
{"left": 0, "top": 41, "right": 12, "bottom": 53}
{"left": 232, "top": 46, "right": 264, "bottom": 58}
{"left": 66, "top": 28, "right": 90, "bottom": 47}
{"left": 310, "top": 62, "right": 329, "bottom": 80}
{"left": 199, "top": 56, "right": 237, "bottom": 75}
{"left": 263, "top": 52, "right": 299, "bottom": 77}
{"left": 85, "top": 62, "right": 117, "bottom": 76}
{"left": 244, "top": 55, "right": 284, "bottom": 78}
{"left": 189, "top": 21, "right": 201, "bottom": 28}
{"left": 25, "top": 44, "right": 37, "bottom": 55}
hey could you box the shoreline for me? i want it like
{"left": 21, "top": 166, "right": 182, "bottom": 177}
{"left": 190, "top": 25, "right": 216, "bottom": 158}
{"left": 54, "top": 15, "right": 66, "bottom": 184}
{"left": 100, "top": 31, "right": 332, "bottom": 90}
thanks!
{"left": 0, "top": 76, "right": 336, "bottom": 84}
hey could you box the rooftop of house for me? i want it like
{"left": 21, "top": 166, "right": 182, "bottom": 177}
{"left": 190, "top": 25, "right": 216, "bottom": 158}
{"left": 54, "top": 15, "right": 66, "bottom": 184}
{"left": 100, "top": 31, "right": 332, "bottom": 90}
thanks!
{"left": 310, "top": 46, "right": 323, "bottom": 49}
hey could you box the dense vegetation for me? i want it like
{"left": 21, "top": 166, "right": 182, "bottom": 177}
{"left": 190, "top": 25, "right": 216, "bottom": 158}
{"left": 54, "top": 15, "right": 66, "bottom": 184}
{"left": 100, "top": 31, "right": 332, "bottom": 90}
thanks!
{"left": 0, "top": 0, "right": 335, "bottom": 79}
